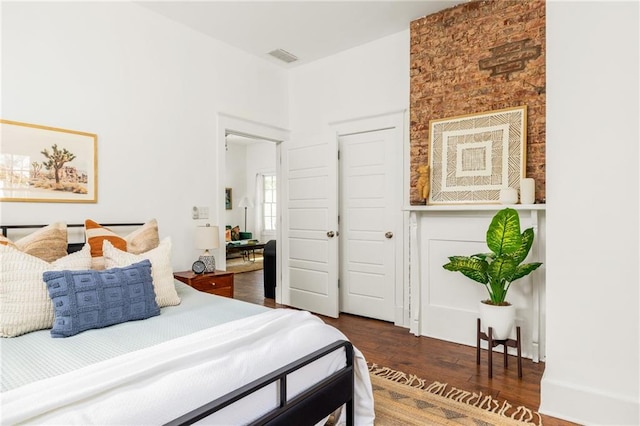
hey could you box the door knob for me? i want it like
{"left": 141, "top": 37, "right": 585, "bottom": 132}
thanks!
{"left": 327, "top": 231, "right": 335, "bottom": 238}
{"left": 385, "top": 231, "right": 393, "bottom": 239}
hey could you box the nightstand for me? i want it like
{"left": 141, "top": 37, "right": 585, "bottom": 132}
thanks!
{"left": 173, "top": 270, "right": 234, "bottom": 298}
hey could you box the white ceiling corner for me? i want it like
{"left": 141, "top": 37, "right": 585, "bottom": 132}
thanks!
{"left": 135, "top": 1, "right": 465, "bottom": 68}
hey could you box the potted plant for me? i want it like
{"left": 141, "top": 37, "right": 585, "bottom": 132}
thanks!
{"left": 442, "top": 208, "right": 542, "bottom": 339}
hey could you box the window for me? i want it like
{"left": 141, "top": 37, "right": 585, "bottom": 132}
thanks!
{"left": 263, "top": 174, "right": 276, "bottom": 231}
{"left": 0, "top": 153, "right": 31, "bottom": 189}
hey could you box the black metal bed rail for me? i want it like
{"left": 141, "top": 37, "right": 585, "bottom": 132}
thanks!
{"left": 166, "top": 339, "right": 355, "bottom": 426}
{"left": 0, "top": 223, "right": 144, "bottom": 237}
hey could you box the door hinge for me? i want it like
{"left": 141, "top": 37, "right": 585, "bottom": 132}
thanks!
{"left": 338, "top": 279, "right": 340, "bottom": 288}
{"left": 338, "top": 150, "right": 340, "bottom": 160}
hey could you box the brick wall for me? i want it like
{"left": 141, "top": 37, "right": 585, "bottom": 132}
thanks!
{"left": 410, "top": 0, "right": 545, "bottom": 204}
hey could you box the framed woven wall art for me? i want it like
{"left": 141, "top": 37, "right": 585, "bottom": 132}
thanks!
{"left": 428, "top": 105, "right": 527, "bottom": 205}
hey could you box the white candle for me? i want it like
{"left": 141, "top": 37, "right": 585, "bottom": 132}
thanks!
{"left": 499, "top": 187, "right": 518, "bottom": 204}
{"left": 520, "top": 178, "right": 535, "bottom": 204}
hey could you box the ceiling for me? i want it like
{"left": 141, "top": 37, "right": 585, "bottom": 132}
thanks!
{"left": 136, "top": 1, "right": 464, "bottom": 68}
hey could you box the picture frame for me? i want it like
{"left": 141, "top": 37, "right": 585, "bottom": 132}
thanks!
{"left": 225, "top": 187, "right": 232, "bottom": 210}
{"left": 428, "top": 105, "right": 527, "bottom": 205}
{"left": 0, "top": 119, "right": 97, "bottom": 203}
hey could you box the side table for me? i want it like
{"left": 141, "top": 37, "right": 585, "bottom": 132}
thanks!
{"left": 174, "top": 270, "right": 234, "bottom": 298}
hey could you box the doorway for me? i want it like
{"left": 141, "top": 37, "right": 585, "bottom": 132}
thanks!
{"left": 217, "top": 113, "right": 289, "bottom": 302}
{"left": 224, "top": 134, "right": 277, "bottom": 244}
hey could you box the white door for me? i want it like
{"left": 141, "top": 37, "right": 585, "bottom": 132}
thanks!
{"left": 282, "top": 136, "right": 339, "bottom": 317}
{"left": 339, "top": 128, "right": 397, "bottom": 322}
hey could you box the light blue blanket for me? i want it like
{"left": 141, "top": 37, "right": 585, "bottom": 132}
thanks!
{"left": 1, "top": 281, "right": 269, "bottom": 392}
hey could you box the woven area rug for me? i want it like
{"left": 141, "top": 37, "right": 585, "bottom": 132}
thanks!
{"left": 369, "top": 364, "right": 542, "bottom": 426}
{"left": 225, "top": 254, "right": 263, "bottom": 273}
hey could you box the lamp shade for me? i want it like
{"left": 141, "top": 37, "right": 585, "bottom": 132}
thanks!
{"left": 238, "top": 196, "right": 254, "bottom": 209}
{"left": 195, "top": 225, "right": 220, "bottom": 250}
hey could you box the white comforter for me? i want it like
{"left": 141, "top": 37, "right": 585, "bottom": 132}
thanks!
{"left": 1, "top": 309, "right": 374, "bottom": 425}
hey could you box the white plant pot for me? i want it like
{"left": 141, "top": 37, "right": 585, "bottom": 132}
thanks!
{"left": 479, "top": 301, "right": 516, "bottom": 340}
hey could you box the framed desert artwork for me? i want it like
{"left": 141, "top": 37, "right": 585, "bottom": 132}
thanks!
{"left": 0, "top": 119, "right": 97, "bottom": 203}
{"left": 428, "top": 105, "right": 527, "bottom": 205}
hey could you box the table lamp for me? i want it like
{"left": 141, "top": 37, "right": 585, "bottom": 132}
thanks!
{"left": 195, "top": 224, "right": 220, "bottom": 272}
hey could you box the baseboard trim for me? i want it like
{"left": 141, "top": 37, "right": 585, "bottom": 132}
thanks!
{"left": 540, "top": 376, "right": 639, "bottom": 425}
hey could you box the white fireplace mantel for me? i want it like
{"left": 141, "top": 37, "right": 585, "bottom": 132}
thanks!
{"left": 405, "top": 204, "right": 546, "bottom": 362}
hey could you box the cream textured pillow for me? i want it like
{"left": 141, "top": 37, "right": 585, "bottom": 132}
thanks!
{"left": 103, "top": 238, "right": 180, "bottom": 307}
{"left": 0, "top": 244, "right": 92, "bottom": 337}
{"left": 85, "top": 219, "right": 160, "bottom": 269}
{"left": 0, "top": 222, "right": 68, "bottom": 263}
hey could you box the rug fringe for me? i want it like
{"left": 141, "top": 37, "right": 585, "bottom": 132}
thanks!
{"left": 368, "top": 363, "right": 543, "bottom": 426}
{"left": 368, "top": 364, "right": 427, "bottom": 388}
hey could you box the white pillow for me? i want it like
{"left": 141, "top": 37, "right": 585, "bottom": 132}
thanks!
{"left": 0, "top": 244, "right": 92, "bottom": 337}
{"left": 103, "top": 238, "right": 180, "bottom": 307}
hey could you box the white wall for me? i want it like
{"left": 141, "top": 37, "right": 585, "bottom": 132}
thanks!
{"left": 289, "top": 30, "right": 409, "bottom": 132}
{"left": 1, "top": 2, "right": 288, "bottom": 270}
{"left": 542, "top": 2, "right": 639, "bottom": 425}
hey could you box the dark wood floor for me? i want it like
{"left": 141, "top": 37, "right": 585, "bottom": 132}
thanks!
{"left": 233, "top": 270, "right": 579, "bottom": 426}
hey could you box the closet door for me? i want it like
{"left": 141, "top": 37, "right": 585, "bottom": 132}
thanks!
{"left": 339, "top": 128, "right": 398, "bottom": 322}
{"left": 282, "top": 134, "right": 339, "bottom": 317}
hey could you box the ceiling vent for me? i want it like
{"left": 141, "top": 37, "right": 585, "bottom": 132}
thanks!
{"left": 268, "top": 49, "right": 298, "bottom": 64}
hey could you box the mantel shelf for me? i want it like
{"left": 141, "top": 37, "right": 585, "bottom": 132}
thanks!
{"left": 404, "top": 204, "right": 546, "bottom": 212}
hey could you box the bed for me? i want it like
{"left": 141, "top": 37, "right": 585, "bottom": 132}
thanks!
{"left": 0, "top": 223, "right": 374, "bottom": 425}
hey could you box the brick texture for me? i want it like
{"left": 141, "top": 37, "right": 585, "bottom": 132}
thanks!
{"left": 410, "top": 0, "right": 545, "bottom": 204}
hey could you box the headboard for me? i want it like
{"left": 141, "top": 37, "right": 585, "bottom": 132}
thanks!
{"left": 1, "top": 223, "right": 144, "bottom": 253}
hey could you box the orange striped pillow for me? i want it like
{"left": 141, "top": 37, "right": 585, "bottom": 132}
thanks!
{"left": 85, "top": 220, "right": 127, "bottom": 256}
{"left": 85, "top": 219, "right": 160, "bottom": 269}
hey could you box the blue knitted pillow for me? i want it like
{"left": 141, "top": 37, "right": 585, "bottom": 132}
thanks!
{"left": 43, "top": 259, "right": 160, "bottom": 338}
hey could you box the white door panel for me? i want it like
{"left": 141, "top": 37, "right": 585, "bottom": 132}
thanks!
{"left": 284, "top": 137, "right": 338, "bottom": 317}
{"left": 339, "top": 128, "right": 397, "bottom": 321}
{"left": 349, "top": 208, "right": 385, "bottom": 231}
{"left": 348, "top": 240, "right": 384, "bottom": 264}
{"left": 289, "top": 267, "right": 329, "bottom": 294}
{"left": 289, "top": 176, "right": 329, "bottom": 200}
{"left": 288, "top": 144, "right": 327, "bottom": 170}
{"left": 348, "top": 272, "right": 386, "bottom": 297}
{"left": 289, "top": 209, "right": 327, "bottom": 230}
{"left": 348, "top": 174, "right": 386, "bottom": 199}
{"left": 289, "top": 237, "right": 329, "bottom": 262}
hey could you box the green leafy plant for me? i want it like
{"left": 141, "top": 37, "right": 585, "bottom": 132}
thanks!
{"left": 443, "top": 208, "right": 542, "bottom": 305}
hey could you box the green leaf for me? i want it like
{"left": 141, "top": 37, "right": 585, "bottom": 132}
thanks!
{"left": 511, "top": 262, "right": 543, "bottom": 282}
{"left": 487, "top": 257, "right": 518, "bottom": 284}
{"left": 486, "top": 208, "right": 522, "bottom": 256}
{"left": 460, "top": 269, "right": 489, "bottom": 284}
{"left": 510, "top": 228, "right": 535, "bottom": 264}
{"left": 443, "top": 256, "right": 488, "bottom": 284}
